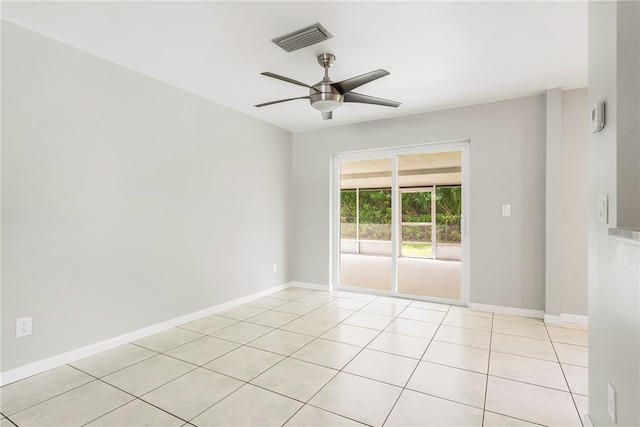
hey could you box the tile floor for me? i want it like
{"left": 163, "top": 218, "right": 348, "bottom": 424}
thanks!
{"left": 0, "top": 287, "right": 589, "bottom": 427}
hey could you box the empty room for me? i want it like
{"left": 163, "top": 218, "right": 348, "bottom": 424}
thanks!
{"left": 1, "top": 1, "right": 639, "bottom": 427}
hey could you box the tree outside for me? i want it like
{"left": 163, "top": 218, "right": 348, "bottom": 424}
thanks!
{"left": 340, "top": 186, "right": 462, "bottom": 253}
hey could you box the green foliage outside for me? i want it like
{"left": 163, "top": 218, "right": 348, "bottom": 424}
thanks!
{"left": 340, "top": 186, "right": 462, "bottom": 243}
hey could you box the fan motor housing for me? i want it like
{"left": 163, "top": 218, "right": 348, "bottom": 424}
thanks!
{"left": 310, "top": 81, "right": 343, "bottom": 112}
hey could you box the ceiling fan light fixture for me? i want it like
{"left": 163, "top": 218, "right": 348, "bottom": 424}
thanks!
{"left": 311, "top": 99, "right": 342, "bottom": 112}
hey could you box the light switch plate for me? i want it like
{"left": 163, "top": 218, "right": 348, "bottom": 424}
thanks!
{"left": 501, "top": 204, "right": 511, "bottom": 217}
{"left": 598, "top": 194, "right": 608, "bottom": 224}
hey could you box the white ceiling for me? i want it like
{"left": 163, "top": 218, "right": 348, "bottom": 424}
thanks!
{"left": 1, "top": 1, "right": 588, "bottom": 133}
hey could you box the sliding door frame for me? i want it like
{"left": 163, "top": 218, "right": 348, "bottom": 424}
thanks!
{"left": 329, "top": 140, "right": 471, "bottom": 306}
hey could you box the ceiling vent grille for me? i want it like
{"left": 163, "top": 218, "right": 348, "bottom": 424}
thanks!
{"left": 272, "top": 23, "right": 332, "bottom": 53}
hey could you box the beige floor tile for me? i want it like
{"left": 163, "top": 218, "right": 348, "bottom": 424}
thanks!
{"left": 549, "top": 321, "right": 588, "bottom": 331}
{"left": 251, "top": 358, "right": 337, "bottom": 402}
{"left": 327, "top": 298, "right": 370, "bottom": 311}
{"left": 87, "top": 398, "right": 183, "bottom": 426}
{"left": 274, "top": 301, "right": 321, "bottom": 315}
{"left": 203, "top": 346, "right": 284, "bottom": 381}
{"left": 374, "top": 296, "right": 412, "bottom": 306}
{"left": 491, "top": 333, "right": 557, "bottom": 361}
{"left": 217, "top": 305, "right": 266, "bottom": 321}
{"left": 248, "top": 329, "right": 315, "bottom": 355}
{"left": 384, "top": 318, "right": 439, "bottom": 339}
{"left": 385, "top": 389, "right": 483, "bottom": 427}
{"left": 408, "top": 300, "right": 450, "bottom": 312}
{"left": 342, "top": 312, "right": 394, "bottom": 330}
{"left": 303, "top": 306, "right": 355, "bottom": 322}
{"left": 482, "top": 411, "right": 542, "bottom": 426}
{"left": 492, "top": 319, "right": 548, "bottom": 340}
{"left": 269, "top": 288, "right": 316, "bottom": 301}
{"left": 11, "top": 380, "right": 133, "bottom": 427}
{"left": 562, "top": 364, "right": 588, "bottom": 396}
{"left": 246, "top": 310, "right": 300, "bottom": 328}
{"left": 442, "top": 313, "right": 493, "bottom": 331}
{"left": 295, "top": 293, "right": 338, "bottom": 305}
{"left": 342, "top": 292, "right": 378, "bottom": 302}
{"left": 360, "top": 302, "right": 406, "bottom": 317}
{"left": 320, "top": 324, "right": 380, "bottom": 347}
{"left": 546, "top": 326, "right": 588, "bottom": 346}
{"left": 143, "top": 368, "right": 242, "bottom": 420}
{"left": 291, "top": 338, "right": 361, "bottom": 370}
{"left": 178, "top": 315, "right": 238, "bottom": 335}
{"left": 70, "top": 343, "right": 157, "bottom": 378}
{"left": 398, "top": 307, "right": 447, "bottom": 324}
{"left": 309, "top": 372, "right": 402, "bottom": 427}
{"left": 210, "top": 321, "right": 273, "bottom": 344}
{"left": 284, "top": 405, "right": 366, "bottom": 426}
{"left": 191, "top": 384, "right": 303, "bottom": 426}
{"left": 343, "top": 349, "right": 418, "bottom": 387}
{"left": 366, "top": 331, "right": 429, "bottom": 359}
{"left": 433, "top": 325, "right": 491, "bottom": 350}
{"left": 280, "top": 317, "right": 338, "bottom": 337}
{"left": 0, "top": 365, "right": 93, "bottom": 415}
{"left": 133, "top": 328, "right": 203, "bottom": 353}
{"left": 102, "top": 354, "right": 195, "bottom": 396}
{"left": 245, "top": 296, "right": 289, "bottom": 310}
{"left": 553, "top": 342, "right": 588, "bottom": 367}
{"left": 493, "top": 313, "right": 543, "bottom": 324}
{"left": 489, "top": 352, "right": 568, "bottom": 391}
{"left": 448, "top": 306, "right": 493, "bottom": 318}
{"left": 165, "top": 336, "right": 239, "bottom": 365}
{"left": 573, "top": 394, "right": 589, "bottom": 420}
{"left": 485, "top": 376, "right": 581, "bottom": 426}
{"left": 0, "top": 419, "right": 16, "bottom": 427}
{"left": 423, "top": 340, "right": 489, "bottom": 373}
{"left": 406, "top": 361, "right": 487, "bottom": 408}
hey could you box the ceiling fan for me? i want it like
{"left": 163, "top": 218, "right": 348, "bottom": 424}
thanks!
{"left": 255, "top": 53, "right": 401, "bottom": 120}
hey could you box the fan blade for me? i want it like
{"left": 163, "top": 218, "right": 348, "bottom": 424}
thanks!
{"left": 261, "top": 72, "right": 313, "bottom": 89}
{"left": 322, "top": 111, "right": 333, "bottom": 120}
{"left": 254, "top": 96, "right": 310, "bottom": 108}
{"left": 343, "top": 92, "right": 401, "bottom": 108}
{"left": 332, "top": 69, "right": 390, "bottom": 94}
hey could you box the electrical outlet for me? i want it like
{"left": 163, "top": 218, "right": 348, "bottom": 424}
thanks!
{"left": 273, "top": 263, "right": 278, "bottom": 273}
{"left": 501, "top": 204, "right": 511, "bottom": 216}
{"left": 16, "top": 316, "right": 32, "bottom": 338}
{"left": 607, "top": 382, "right": 616, "bottom": 423}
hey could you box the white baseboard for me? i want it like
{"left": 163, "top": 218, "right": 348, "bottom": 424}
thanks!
{"left": 584, "top": 413, "right": 594, "bottom": 427}
{"left": 0, "top": 282, "right": 292, "bottom": 386}
{"left": 468, "top": 303, "right": 544, "bottom": 319}
{"left": 544, "top": 312, "right": 588, "bottom": 326}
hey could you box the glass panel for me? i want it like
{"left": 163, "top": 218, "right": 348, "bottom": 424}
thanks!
{"left": 359, "top": 189, "right": 392, "bottom": 240}
{"left": 401, "top": 225, "right": 432, "bottom": 258}
{"left": 435, "top": 186, "right": 462, "bottom": 244}
{"left": 340, "top": 190, "right": 357, "bottom": 244}
{"left": 401, "top": 192, "right": 431, "bottom": 223}
{"left": 339, "top": 158, "right": 392, "bottom": 291}
{"left": 397, "top": 152, "right": 462, "bottom": 300}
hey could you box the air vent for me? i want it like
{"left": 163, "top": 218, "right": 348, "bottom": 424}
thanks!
{"left": 272, "top": 23, "right": 332, "bottom": 53}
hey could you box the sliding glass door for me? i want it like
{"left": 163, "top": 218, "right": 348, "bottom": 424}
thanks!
{"left": 333, "top": 143, "right": 468, "bottom": 303}
{"left": 339, "top": 158, "right": 392, "bottom": 291}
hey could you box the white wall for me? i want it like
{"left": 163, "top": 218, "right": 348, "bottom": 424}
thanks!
{"left": 587, "top": 1, "right": 640, "bottom": 425}
{"left": 560, "top": 89, "right": 589, "bottom": 316}
{"left": 1, "top": 21, "right": 293, "bottom": 372}
{"left": 292, "top": 93, "right": 588, "bottom": 312}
